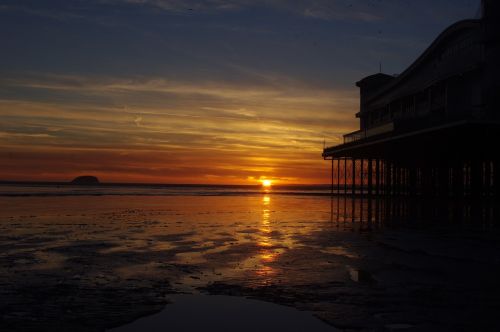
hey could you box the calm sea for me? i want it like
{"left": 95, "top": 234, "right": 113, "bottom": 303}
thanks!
{"left": 0, "top": 182, "right": 332, "bottom": 197}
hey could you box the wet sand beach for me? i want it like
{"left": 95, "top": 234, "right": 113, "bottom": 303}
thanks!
{"left": 1, "top": 191, "right": 500, "bottom": 331}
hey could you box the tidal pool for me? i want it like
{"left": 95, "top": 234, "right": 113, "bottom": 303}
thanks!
{"left": 109, "top": 294, "right": 337, "bottom": 332}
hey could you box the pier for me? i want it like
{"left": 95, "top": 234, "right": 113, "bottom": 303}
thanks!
{"left": 323, "top": 0, "right": 500, "bottom": 199}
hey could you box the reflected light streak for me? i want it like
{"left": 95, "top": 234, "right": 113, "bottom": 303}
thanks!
{"left": 255, "top": 194, "right": 279, "bottom": 282}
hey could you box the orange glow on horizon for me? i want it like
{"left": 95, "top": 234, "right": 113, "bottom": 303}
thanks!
{"left": 261, "top": 179, "right": 272, "bottom": 187}
{"left": 0, "top": 146, "right": 335, "bottom": 185}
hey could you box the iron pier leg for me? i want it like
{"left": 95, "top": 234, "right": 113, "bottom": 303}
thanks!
{"left": 386, "top": 161, "right": 392, "bottom": 196}
{"left": 409, "top": 165, "right": 417, "bottom": 197}
{"left": 471, "top": 159, "right": 482, "bottom": 200}
{"left": 368, "top": 159, "right": 373, "bottom": 197}
{"left": 375, "top": 159, "right": 380, "bottom": 196}
{"left": 485, "top": 160, "right": 492, "bottom": 197}
{"left": 331, "top": 158, "right": 334, "bottom": 196}
{"left": 438, "top": 163, "right": 449, "bottom": 197}
{"left": 422, "top": 164, "right": 432, "bottom": 197}
{"left": 494, "top": 160, "right": 500, "bottom": 199}
{"left": 344, "top": 158, "right": 348, "bottom": 195}
{"left": 337, "top": 158, "right": 341, "bottom": 195}
{"left": 395, "top": 164, "right": 400, "bottom": 196}
{"left": 452, "top": 162, "right": 464, "bottom": 198}
{"left": 352, "top": 158, "right": 356, "bottom": 196}
{"left": 360, "top": 159, "right": 364, "bottom": 196}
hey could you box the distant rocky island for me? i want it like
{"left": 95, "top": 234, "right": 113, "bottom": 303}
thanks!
{"left": 70, "top": 176, "right": 100, "bottom": 185}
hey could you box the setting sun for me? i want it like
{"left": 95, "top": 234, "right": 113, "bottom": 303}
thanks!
{"left": 262, "top": 180, "right": 272, "bottom": 187}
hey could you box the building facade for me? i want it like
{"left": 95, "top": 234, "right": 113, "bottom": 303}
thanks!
{"left": 323, "top": 0, "right": 500, "bottom": 198}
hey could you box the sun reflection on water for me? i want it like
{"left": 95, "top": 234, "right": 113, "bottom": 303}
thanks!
{"left": 255, "top": 194, "right": 279, "bottom": 283}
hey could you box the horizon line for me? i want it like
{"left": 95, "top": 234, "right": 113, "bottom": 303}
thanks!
{"left": 0, "top": 180, "right": 332, "bottom": 187}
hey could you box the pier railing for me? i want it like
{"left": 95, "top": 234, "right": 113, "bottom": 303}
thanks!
{"left": 343, "top": 122, "right": 395, "bottom": 144}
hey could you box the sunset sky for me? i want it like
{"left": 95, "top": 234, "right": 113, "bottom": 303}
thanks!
{"left": 0, "top": 0, "right": 479, "bottom": 184}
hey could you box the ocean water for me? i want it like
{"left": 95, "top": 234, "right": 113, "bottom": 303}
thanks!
{"left": 0, "top": 182, "right": 332, "bottom": 197}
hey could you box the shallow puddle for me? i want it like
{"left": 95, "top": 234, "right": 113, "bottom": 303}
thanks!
{"left": 108, "top": 294, "right": 337, "bottom": 332}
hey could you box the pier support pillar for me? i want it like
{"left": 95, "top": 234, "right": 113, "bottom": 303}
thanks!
{"left": 385, "top": 161, "right": 392, "bottom": 196}
{"left": 494, "top": 160, "right": 500, "bottom": 198}
{"left": 438, "top": 164, "right": 449, "bottom": 197}
{"left": 485, "top": 161, "right": 492, "bottom": 197}
{"left": 368, "top": 159, "right": 373, "bottom": 196}
{"left": 331, "top": 158, "right": 334, "bottom": 195}
{"left": 344, "top": 158, "right": 348, "bottom": 194}
{"left": 423, "top": 165, "right": 434, "bottom": 197}
{"left": 375, "top": 159, "right": 380, "bottom": 196}
{"left": 384, "top": 160, "right": 391, "bottom": 196}
{"left": 397, "top": 164, "right": 402, "bottom": 196}
{"left": 452, "top": 162, "right": 464, "bottom": 198}
{"left": 352, "top": 158, "right": 356, "bottom": 196}
{"left": 358, "top": 158, "right": 365, "bottom": 195}
{"left": 409, "top": 166, "right": 417, "bottom": 197}
{"left": 471, "top": 159, "right": 483, "bottom": 199}
{"left": 393, "top": 164, "right": 399, "bottom": 196}
{"left": 337, "top": 159, "right": 341, "bottom": 194}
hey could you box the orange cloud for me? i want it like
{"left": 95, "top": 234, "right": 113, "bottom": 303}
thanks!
{"left": 0, "top": 73, "right": 358, "bottom": 184}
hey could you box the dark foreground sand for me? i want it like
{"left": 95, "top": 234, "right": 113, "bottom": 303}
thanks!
{"left": 1, "top": 195, "right": 499, "bottom": 331}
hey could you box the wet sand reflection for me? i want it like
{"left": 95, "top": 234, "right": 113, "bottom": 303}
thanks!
{"left": 1, "top": 195, "right": 500, "bottom": 331}
{"left": 255, "top": 195, "right": 279, "bottom": 283}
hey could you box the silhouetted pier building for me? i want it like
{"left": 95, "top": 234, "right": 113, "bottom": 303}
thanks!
{"left": 323, "top": 0, "right": 500, "bottom": 199}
